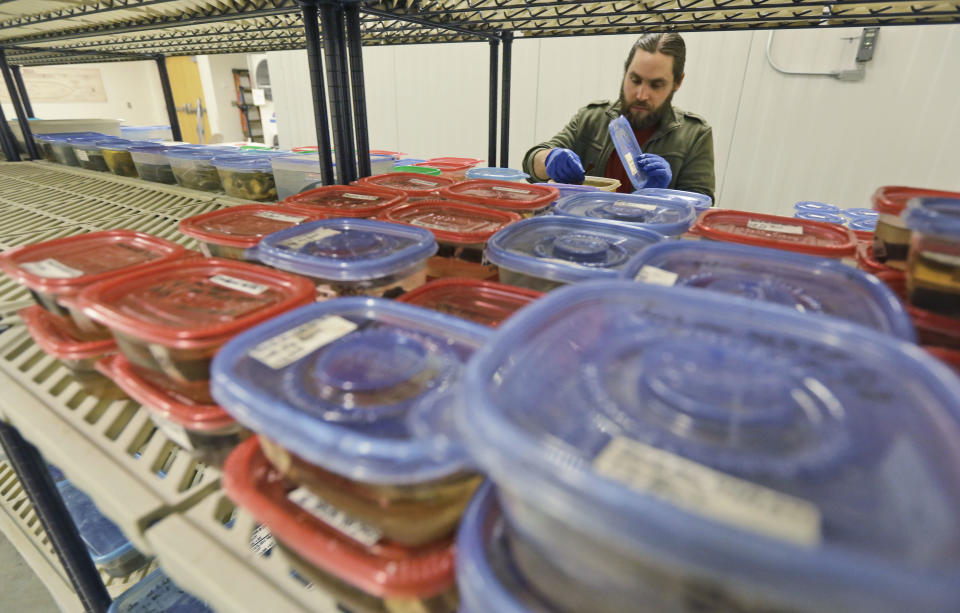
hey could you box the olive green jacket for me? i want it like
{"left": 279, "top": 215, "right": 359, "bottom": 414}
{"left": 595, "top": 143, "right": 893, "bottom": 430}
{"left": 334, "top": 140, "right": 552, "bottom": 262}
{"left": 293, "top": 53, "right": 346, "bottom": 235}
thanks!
{"left": 523, "top": 100, "right": 716, "bottom": 202}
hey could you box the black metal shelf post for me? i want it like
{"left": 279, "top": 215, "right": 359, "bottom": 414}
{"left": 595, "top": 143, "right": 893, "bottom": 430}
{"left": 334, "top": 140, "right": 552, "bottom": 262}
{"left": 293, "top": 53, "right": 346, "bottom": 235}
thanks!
{"left": 488, "top": 37, "right": 499, "bottom": 167}
{"left": 345, "top": 1, "right": 371, "bottom": 179}
{"left": 319, "top": 0, "right": 354, "bottom": 185}
{"left": 0, "top": 49, "right": 38, "bottom": 160}
{"left": 155, "top": 55, "right": 183, "bottom": 142}
{"left": 10, "top": 65, "right": 33, "bottom": 118}
{"left": 0, "top": 101, "right": 20, "bottom": 161}
{"left": 499, "top": 30, "right": 513, "bottom": 168}
{"left": 299, "top": 0, "right": 336, "bottom": 185}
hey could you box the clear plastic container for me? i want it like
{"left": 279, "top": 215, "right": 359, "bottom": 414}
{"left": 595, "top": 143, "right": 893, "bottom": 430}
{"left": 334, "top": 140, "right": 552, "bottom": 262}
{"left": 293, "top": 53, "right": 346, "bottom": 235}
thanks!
{"left": 165, "top": 148, "right": 226, "bottom": 192}
{"left": 871, "top": 186, "right": 960, "bottom": 270}
{"left": 394, "top": 158, "right": 426, "bottom": 166}
{"left": 849, "top": 216, "right": 877, "bottom": 237}
{"left": 221, "top": 437, "right": 458, "bottom": 611}
{"left": 608, "top": 115, "right": 648, "bottom": 190}
{"left": 620, "top": 240, "right": 915, "bottom": 340}
{"left": 129, "top": 144, "right": 178, "bottom": 184}
{"left": 356, "top": 172, "right": 456, "bottom": 202}
{"left": 212, "top": 154, "right": 279, "bottom": 201}
{"left": 107, "top": 568, "right": 212, "bottom": 613}
{"left": 540, "top": 182, "right": 602, "bottom": 201}
{"left": 0, "top": 230, "right": 192, "bottom": 339}
{"left": 904, "top": 198, "right": 960, "bottom": 317}
{"left": 794, "top": 211, "right": 847, "bottom": 225}
{"left": 57, "top": 480, "right": 151, "bottom": 577}
{"left": 270, "top": 153, "right": 395, "bottom": 200}
{"left": 459, "top": 281, "right": 960, "bottom": 613}
{"left": 423, "top": 157, "right": 484, "bottom": 181}
{"left": 72, "top": 138, "right": 124, "bottom": 172}
{"left": 634, "top": 187, "right": 713, "bottom": 213}
{"left": 98, "top": 139, "right": 152, "bottom": 177}
{"left": 550, "top": 175, "right": 620, "bottom": 192}
{"left": 34, "top": 134, "right": 59, "bottom": 162}
{"left": 179, "top": 204, "right": 321, "bottom": 260}
{"left": 256, "top": 219, "right": 437, "bottom": 298}
{"left": 377, "top": 199, "right": 521, "bottom": 280}
{"left": 842, "top": 208, "right": 879, "bottom": 221}
{"left": 48, "top": 133, "right": 108, "bottom": 166}
{"left": 465, "top": 167, "right": 529, "bottom": 183}
{"left": 879, "top": 273, "right": 960, "bottom": 349}
{"left": 399, "top": 278, "right": 542, "bottom": 327}
{"left": 692, "top": 210, "right": 858, "bottom": 259}
{"left": 212, "top": 298, "right": 490, "bottom": 547}
{"left": 553, "top": 192, "right": 697, "bottom": 237}
{"left": 439, "top": 180, "right": 559, "bottom": 217}
{"left": 75, "top": 258, "right": 315, "bottom": 391}
{"left": 119, "top": 125, "right": 173, "bottom": 142}
{"left": 485, "top": 216, "right": 664, "bottom": 292}
{"left": 396, "top": 165, "right": 442, "bottom": 176}
{"left": 282, "top": 185, "right": 406, "bottom": 219}
{"left": 793, "top": 201, "right": 840, "bottom": 215}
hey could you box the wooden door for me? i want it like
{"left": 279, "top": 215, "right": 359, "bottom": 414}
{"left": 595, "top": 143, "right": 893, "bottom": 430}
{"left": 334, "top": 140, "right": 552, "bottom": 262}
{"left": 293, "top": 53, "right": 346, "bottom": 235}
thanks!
{"left": 166, "top": 56, "right": 211, "bottom": 144}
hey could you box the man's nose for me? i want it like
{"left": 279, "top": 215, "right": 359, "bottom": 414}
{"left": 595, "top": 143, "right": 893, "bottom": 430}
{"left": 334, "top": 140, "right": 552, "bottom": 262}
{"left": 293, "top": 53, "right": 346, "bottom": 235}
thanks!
{"left": 635, "top": 84, "right": 650, "bottom": 102}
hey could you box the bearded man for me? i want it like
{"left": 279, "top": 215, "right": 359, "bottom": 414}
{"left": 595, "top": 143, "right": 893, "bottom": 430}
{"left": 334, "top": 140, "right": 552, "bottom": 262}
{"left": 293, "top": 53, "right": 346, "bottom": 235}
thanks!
{"left": 523, "top": 33, "right": 715, "bottom": 200}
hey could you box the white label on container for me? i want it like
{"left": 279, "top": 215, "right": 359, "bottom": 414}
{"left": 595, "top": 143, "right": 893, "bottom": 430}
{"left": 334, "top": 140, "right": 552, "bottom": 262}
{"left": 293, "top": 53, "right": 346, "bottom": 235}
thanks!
{"left": 304, "top": 172, "right": 325, "bottom": 182}
{"left": 21, "top": 258, "right": 83, "bottom": 279}
{"left": 922, "top": 251, "right": 960, "bottom": 268}
{"left": 210, "top": 274, "right": 269, "bottom": 296}
{"left": 593, "top": 437, "right": 821, "bottom": 547}
{"left": 408, "top": 178, "right": 438, "bottom": 187}
{"left": 75, "top": 149, "right": 90, "bottom": 162}
{"left": 614, "top": 201, "right": 658, "bottom": 211}
{"left": 287, "top": 486, "right": 382, "bottom": 546}
{"left": 746, "top": 220, "right": 804, "bottom": 236}
{"left": 151, "top": 414, "right": 193, "bottom": 450}
{"left": 491, "top": 186, "right": 531, "bottom": 195}
{"left": 280, "top": 227, "right": 340, "bottom": 250}
{"left": 624, "top": 151, "right": 638, "bottom": 176}
{"left": 250, "top": 524, "right": 276, "bottom": 557}
{"left": 255, "top": 211, "right": 307, "bottom": 223}
{"left": 634, "top": 265, "right": 678, "bottom": 286}
{"left": 342, "top": 192, "right": 379, "bottom": 201}
{"left": 249, "top": 315, "right": 357, "bottom": 369}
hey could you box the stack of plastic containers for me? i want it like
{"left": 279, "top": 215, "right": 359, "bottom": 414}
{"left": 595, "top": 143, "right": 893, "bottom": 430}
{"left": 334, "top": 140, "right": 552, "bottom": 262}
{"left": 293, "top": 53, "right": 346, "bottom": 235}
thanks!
{"left": 458, "top": 281, "right": 960, "bottom": 613}
{"left": 356, "top": 171, "right": 456, "bottom": 202}
{"left": 47, "top": 132, "right": 108, "bottom": 166}
{"left": 108, "top": 568, "right": 213, "bottom": 613}
{"left": 399, "top": 279, "right": 542, "bottom": 326}
{"left": 282, "top": 184, "right": 406, "bottom": 218}
{"left": 635, "top": 187, "right": 713, "bottom": 213}
{"left": 871, "top": 186, "right": 960, "bottom": 270}
{"left": 395, "top": 165, "right": 442, "bottom": 176}
{"left": 553, "top": 192, "right": 697, "bottom": 238}
{"left": 417, "top": 157, "right": 483, "bottom": 181}
{"left": 214, "top": 299, "right": 491, "bottom": 612}
{"left": 212, "top": 152, "right": 284, "bottom": 201}
{"left": 440, "top": 180, "right": 559, "bottom": 217}
{"left": 178, "top": 204, "right": 323, "bottom": 260}
{"left": 129, "top": 144, "right": 182, "bottom": 183}
{"left": 465, "top": 167, "right": 529, "bottom": 183}
{"left": 165, "top": 148, "right": 230, "bottom": 192}
{"left": 270, "top": 153, "right": 395, "bottom": 200}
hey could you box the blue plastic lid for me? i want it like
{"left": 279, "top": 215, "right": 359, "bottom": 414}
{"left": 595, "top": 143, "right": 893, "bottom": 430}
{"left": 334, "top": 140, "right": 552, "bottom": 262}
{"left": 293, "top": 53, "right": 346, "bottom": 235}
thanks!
{"left": 107, "top": 568, "right": 212, "bottom": 613}
{"left": 465, "top": 167, "right": 530, "bottom": 182}
{"left": 793, "top": 201, "right": 840, "bottom": 214}
{"left": 211, "top": 298, "right": 490, "bottom": 484}
{"left": 794, "top": 211, "right": 847, "bottom": 225}
{"left": 608, "top": 115, "right": 648, "bottom": 190}
{"left": 57, "top": 481, "right": 137, "bottom": 566}
{"left": 486, "top": 216, "right": 664, "bottom": 284}
{"left": 257, "top": 218, "right": 437, "bottom": 281}
{"left": 97, "top": 139, "right": 157, "bottom": 151}
{"left": 537, "top": 182, "right": 602, "bottom": 200}
{"left": 395, "top": 158, "right": 426, "bottom": 166}
{"left": 848, "top": 217, "right": 877, "bottom": 232}
{"left": 633, "top": 187, "right": 713, "bottom": 213}
{"left": 121, "top": 125, "right": 171, "bottom": 132}
{"left": 43, "top": 132, "right": 107, "bottom": 143}
{"left": 842, "top": 207, "right": 879, "bottom": 220}
{"left": 620, "top": 241, "right": 915, "bottom": 340}
{"left": 905, "top": 197, "right": 960, "bottom": 237}
{"left": 164, "top": 147, "right": 228, "bottom": 160}
{"left": 210, "top": 153, "right": 275, "bottom": 171}
{"left": 553, "top": 192, "right": 696, "bottom": 237}
{"left": 127, "top": 144, "right": 173, "bottom": 154}
{"left": 460, "top": 281, "right": 960, "bottom": 611}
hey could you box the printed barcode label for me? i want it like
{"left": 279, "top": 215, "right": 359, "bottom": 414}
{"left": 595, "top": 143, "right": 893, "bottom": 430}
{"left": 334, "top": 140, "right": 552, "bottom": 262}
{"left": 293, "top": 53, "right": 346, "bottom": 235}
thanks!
{"left": 255, "top": 211, "right": 307, "bottom": 223}
{"left": 594, "top": 437, "right": 821, "bottom": 547}
{"left": 75, "top": 149, "right": 90, "bottom": 162}
{"left": 634, "top": 265, "right": 678, "bottom": 286}
{"left": 492, "top": 186, "right": 531, "bottom": 195}
{"left": 408, "top": 178, "right": 438, "bottom": 187}
{"left": 249, "top": 524, "right": 275, "bottom": 557}
{"left": 210, "top": 274, "right": 269, "bottom": 295}
{"left": 342, "top": 192, "right": 379, "bottom": 201}
{"left": 746, "top": 220, "right": 804, "bottom": 236}
{"left": 151, "top": 414, "right": 193, "bottom": 450}
{"left": 249, "top": 315, "right": 357, "bottom": 369}
{"left": 21, "top": 258, "right": 83, "bottom": 279}
{"left": 287, "top": 486, "right": 382, "bottom": 546}
{"left": 281, "top": 227, "right": 340, "bottom": 250}
{"left": 614, "top": 201, "right": 658, "bottom": 211}
{"left": 624, "top": 152, "right": 638, "bottom": 176}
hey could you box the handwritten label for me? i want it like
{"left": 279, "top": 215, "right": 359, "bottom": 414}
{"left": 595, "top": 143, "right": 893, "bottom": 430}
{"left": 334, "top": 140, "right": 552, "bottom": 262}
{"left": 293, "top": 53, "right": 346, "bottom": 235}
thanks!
{"left": 75, "top": 149, "right": 90, "bottom": 162}
{"left": 408, "top": 178, "right": 438, "bottom": 187}
{"left": 342, "top": 192, "right": 379, "bottom": 201}
{"left": 21, "top": 258, "right": 83, "bottom": 279}
{"left": 287, "top": 486, "right": 382, "bottom": 546}
{"left": 746, "top": 220, "right": 804, "bottom": 236}
{"left": 255, "top": 211, "right": 307, "bottom": 223}
{"left": 280, "top": 227, "right": 340, "bottom": 250}
{"left": 634, "top": 265, "right": 678, "bottom": 286}
{"left": 209, "top": 274, "right": 269, "bottom": 296}
{"left": 249, "top": 315, "right": 357, "bottom": 369}
{"left": 624, "top": 151, "right": 638, "bottom": 176}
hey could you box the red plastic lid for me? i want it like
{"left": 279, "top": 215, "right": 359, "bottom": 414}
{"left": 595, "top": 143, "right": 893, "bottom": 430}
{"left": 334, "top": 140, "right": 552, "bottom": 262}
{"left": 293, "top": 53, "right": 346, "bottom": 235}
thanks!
{"left": 19, "top": 305, "right": 115, "bottom": 360}
{"left": 439, "top": 180, "right": 559, "bottom": 213}
{"left": 426, "top": 157, "right": 484, "bottom": 166}
{"left": 356, "top": 172, "right": 455, "bottom": 198}
{"left": 414, "top": 160, "right": 475, "bottom": 173}
{"left": 871, "top": 186, "right": 960, "bottom": 216}
{"left": 925, "top": 346, "right": 960, "bottom": 375}
{"left": 96, "top": 354, "right": 234, "bottom": 430}
{"left": 179, "top": 204, "right": 322, "bottom": 248}
{"left": 282, "top": 185, "right": 406, "bottom": 218}
{"left": 909, "top": 303, "right": 960, "bottom": 345}
{"left": 398, "top": 278, "right": 542, "bottom": 326}
{"left": 376, "top": 199, "right": 521, "bottom": 245}
{"left": 0, "top": 230, "right": 191, "bottom": 297}
{"left": 369, "top": 150, "right": 404, "bottom": 159}
{"left": 856, "top": 242, "right": 903, "bottom": 276}
{"left": 76, "top": 258, "right": 315, "bottom": 349}
{"left": 692, "top": 210, "right": 857, "bottom": 258}
{"left": 221, "top": 437, "right": 455, "bottom": 598}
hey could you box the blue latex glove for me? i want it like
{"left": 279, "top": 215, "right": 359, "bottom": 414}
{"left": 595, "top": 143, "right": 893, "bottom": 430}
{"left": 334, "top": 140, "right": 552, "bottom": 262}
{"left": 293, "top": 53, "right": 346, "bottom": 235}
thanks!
{"left": 545, "top": 148, "right": 585, "bottom": 184}
{"left": 638, "top": 153, "right": 672, "bottom": 189}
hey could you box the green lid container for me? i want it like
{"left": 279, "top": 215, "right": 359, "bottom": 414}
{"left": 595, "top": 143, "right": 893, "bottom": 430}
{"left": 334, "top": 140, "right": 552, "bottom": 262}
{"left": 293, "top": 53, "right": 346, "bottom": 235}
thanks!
{"left": 394, "top": 165, "right": 442, "bottom": 176}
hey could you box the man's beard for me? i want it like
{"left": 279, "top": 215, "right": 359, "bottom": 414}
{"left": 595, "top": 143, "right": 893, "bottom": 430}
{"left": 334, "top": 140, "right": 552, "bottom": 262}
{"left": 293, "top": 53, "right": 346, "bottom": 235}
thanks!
{"left": 619, "top": 91, "right": 673, "bottom": 131}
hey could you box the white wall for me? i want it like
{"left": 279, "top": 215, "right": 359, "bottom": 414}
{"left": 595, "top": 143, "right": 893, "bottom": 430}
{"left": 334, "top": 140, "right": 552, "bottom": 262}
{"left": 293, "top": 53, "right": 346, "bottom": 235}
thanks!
{"left": 196, "top": 53, "right": 250, "bottom": 144}
{"left": 269, "top": 24, "right": 960, "bottom": 214}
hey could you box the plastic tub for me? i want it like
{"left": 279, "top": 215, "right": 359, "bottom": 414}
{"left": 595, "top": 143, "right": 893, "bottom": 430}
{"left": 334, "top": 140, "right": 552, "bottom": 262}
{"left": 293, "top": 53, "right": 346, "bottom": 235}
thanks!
{"left": 541, "top": 182, "right": 602, "bottom": 201}
{"left": 620, "top": 240, "right": 915, "bottom": 340}
{"left": 34, "top": 134, "right": 59, "bottom": 162}
{"left": 107, "top": 568, "right": 212, "bottom": 613}
{"left": 57, "top": 480, "right": 150, "bottom": 577}
{"left": 439, "top": 180, "right": 559, "bottom": 217}
{"left": 549, "top": 176, "right": 620, "bottom": 192}
{"left": 842, "top": 208, "right": 879, "bottom": 220}
{"left": 129, "top": 145, "right": 178, "bottom": 184}
{"left": 465, "top": 167, "right": 529, "bottom": 183}
{"left": 904, "top": 198, "right": 960, "bottom": 317}
{"left": 414, "top": 160, "right": 477, "bottom": 180}
{"left": 120, "top": 125, "right": 173, "bottom": 142}
{"left": 179, "top": 204, "right": 321, "bottom": 260}
{"left": 459, "top": 281, "right": 960, "bottom": 613}
{"left": 485, "top": 216, "right": 664, "bottom": 292}
{"left": 257, "top": 219, "right": 437, "bottom": 298}
{"left": 634, "top": 187, "right": 713, "bottom": 213}
{"left": 608, "top": 115, "right": 648, "bottom": 190}
{"left": 692, "top": 210, "right": 858, "bottom": 259}
{"left": 871, "top": 186, "right": 960, "bottom": 270}
{"left": 394, "top": 158, "right": 426, "bottom": 166}
{"left": 794, "top": 211, "right": 847, "bottom": 225}
{"left": 370, "top": 149, "right": 404, "bottom": 159}
{"left": 399, "top": 278, "right": 542, "bottom": 327}
{"left": 357, "top": 172, "right": 456, "bottom": 202}
{"left": 879, "top": 273, "right": 960, "bottom": 349}
{"left": 856, "top": 242, "right": 905, "bottom": 279}
{"left": 553, "top": 192, "right": 696, "bottom": 238}
{"left": 98, "top": 140, "right": 153, "bottom": 177}
{"left": 270, "top": 153, "right": 395, "bottom": 200}
{"left": 75, "top": 258, "right": 315, "bottom": 392}
{"left": 0, "top": 230, "right": 191, "bottom": 339}
{"left": 377, "top": 199, "right": 521, "bottom": 280}
{"left": 222, "top": 438, "right": 459, "bottom": 611}
{"left": 72, "top": 138, "right": 124, "bottom": 172}
{"left": 282, "top": 185, "right": 406, "bottom": 219}
{"left": 849, "top": 216, "right": 877, "bottom": 234}
{"left": 395, "top": 165, "right": 442, "bottom": 176}
{"left": 212, "top": 154, "right": 278, "bottom": 201}
{"left": 46, "top": 132, "right": 107, "bottom": 166}
{"left": 97, "top": 354, "right": 246, "bottom": 465}
{"left": 165, "top": 148, "right": 226, "bottom": 192}
{"left": 793, "top": 201, "right": 840, "bottom": 214}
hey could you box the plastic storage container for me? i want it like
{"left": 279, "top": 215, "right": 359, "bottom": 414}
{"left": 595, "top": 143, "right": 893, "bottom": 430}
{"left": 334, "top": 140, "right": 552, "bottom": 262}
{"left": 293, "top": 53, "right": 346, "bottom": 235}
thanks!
{"left": 399, "top": 278, "right": 542, "bottom": 327}
{"left": 72, "top": 138, "right": 125, "bottom": 172}
{"left": 465, "top": 167, "right": 529, "bottom": 183}
{"left": 212, "top": 154, "right": 278, "bottom": 201}
{"left": 34, "top": 134, "right": 59, "bottom": 162}
{"left": 485, "top": 216, "right": 664, "bottom": 292}
{"left": 98, "top": 140, "right": 152, "bottom": 177}
{"left": 257, "top": 219, "right": 437, "bottom": 298}
{"left": 794, "top": 211, "right": 847, "bottom": 225}
{"left": 74, "top": 258, "right": 315, "bottom": 400}
{"left": 282, "top": 184, "right": 406, "bottom": 219}
{"left": 849, "top": 216, "right": 877, "bottom": 234}
{"left": 439, "top": 180, "right": 559, "bottom": 217}
{"left": 904, "top": 198, "right": 960, "bottom": 317}
{"left": 412, "top": 160, "right": 476, "bottom": 180}
{"left": 356, "top": 172, "right": 456, "bottom": 202}
{"left": 49, "top": 133, "right": 106, "bottom": 166}
{"left": 129, "top": 144, "right": 178, "bottom": 183}
{"left": 541, "top": 182, "right": 602, "bottom": 200}
{"left": 459, "top": 281, "right": 960, "bottom": 613}
{"left": 395, "top": 165, "right": 442, "bottom": 176}
{"left": 871, "top": 186, "right": 960, "bottom": 270}
{"left": 165, "top": 148, "right": 226, "bottom": 192}
{"left": 551, "top": 176, "right": 620, "bottom": 192}
{"left": 692, "top": 210, "right": 858, "bottom": 259}
{"left": 120, "top": 125, "right": 173, "bottom": 142}
{"left": 879, "top": 273, "right": 960, "bottom": 349}
{"left": 608, "top": 115, "right": 647, "bottom": 190}
{"left": 793, "top": 201, "right": 840, "bottom": 214}
{"left": 634, "top": 187, "right": 713, "bottom": 213}
{"left": 270, "top": 153, "right": 395, "bottom": 200}
{"left": 57, "top": 480, "right": 150, "bottom": 577}
{"left": 222, "top": 438, "right": 459, "bottom": 612}
{"left": 179, "top": 204, "right": 321, "bottom": 260}
{"left": 394, "top": 158, "right": 426, "bottom": 166}
{"left": 213, "top": 298, "right": 490, "bottom": 546}
{"left": 0, "top": 230, "right": 192, "bottom": 339}
{"left": 620, "top": 241, "right": 915, "bottom": 340}
{"left": 377, "top": 199, "right": 521, "bottom": 280}
{"left": 107, "top": 568, "right": 212, "bottom": 613}
{"left": 842, "top": 208, "right": 879, "bottom": 220}
{"left": 553, "top": 192, "right": 697, "bottom": 237}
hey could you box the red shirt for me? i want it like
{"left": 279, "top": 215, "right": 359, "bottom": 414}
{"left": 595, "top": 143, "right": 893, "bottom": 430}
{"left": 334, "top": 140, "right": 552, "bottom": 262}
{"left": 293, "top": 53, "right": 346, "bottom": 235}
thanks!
{"left": 604, "top": 126, "right": 656, "bottom": 193}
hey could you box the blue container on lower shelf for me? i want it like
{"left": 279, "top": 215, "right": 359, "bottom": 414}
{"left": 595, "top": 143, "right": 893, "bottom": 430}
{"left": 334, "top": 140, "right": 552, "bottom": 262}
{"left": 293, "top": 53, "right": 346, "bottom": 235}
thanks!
{"left": 107, "top": 568, "right": 213, "bottom": 613}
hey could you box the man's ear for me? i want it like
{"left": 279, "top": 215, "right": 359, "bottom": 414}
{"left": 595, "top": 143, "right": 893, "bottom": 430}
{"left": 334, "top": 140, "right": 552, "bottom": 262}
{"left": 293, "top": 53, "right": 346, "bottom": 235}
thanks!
{"left": 674, "top": 72, "right": 685, "bottom": 92}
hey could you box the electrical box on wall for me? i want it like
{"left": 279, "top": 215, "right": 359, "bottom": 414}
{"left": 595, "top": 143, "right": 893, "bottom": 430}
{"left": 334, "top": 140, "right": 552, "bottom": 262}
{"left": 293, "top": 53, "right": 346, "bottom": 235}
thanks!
{"left": 857, "top": 28, "right": 880, "bottom": 62}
